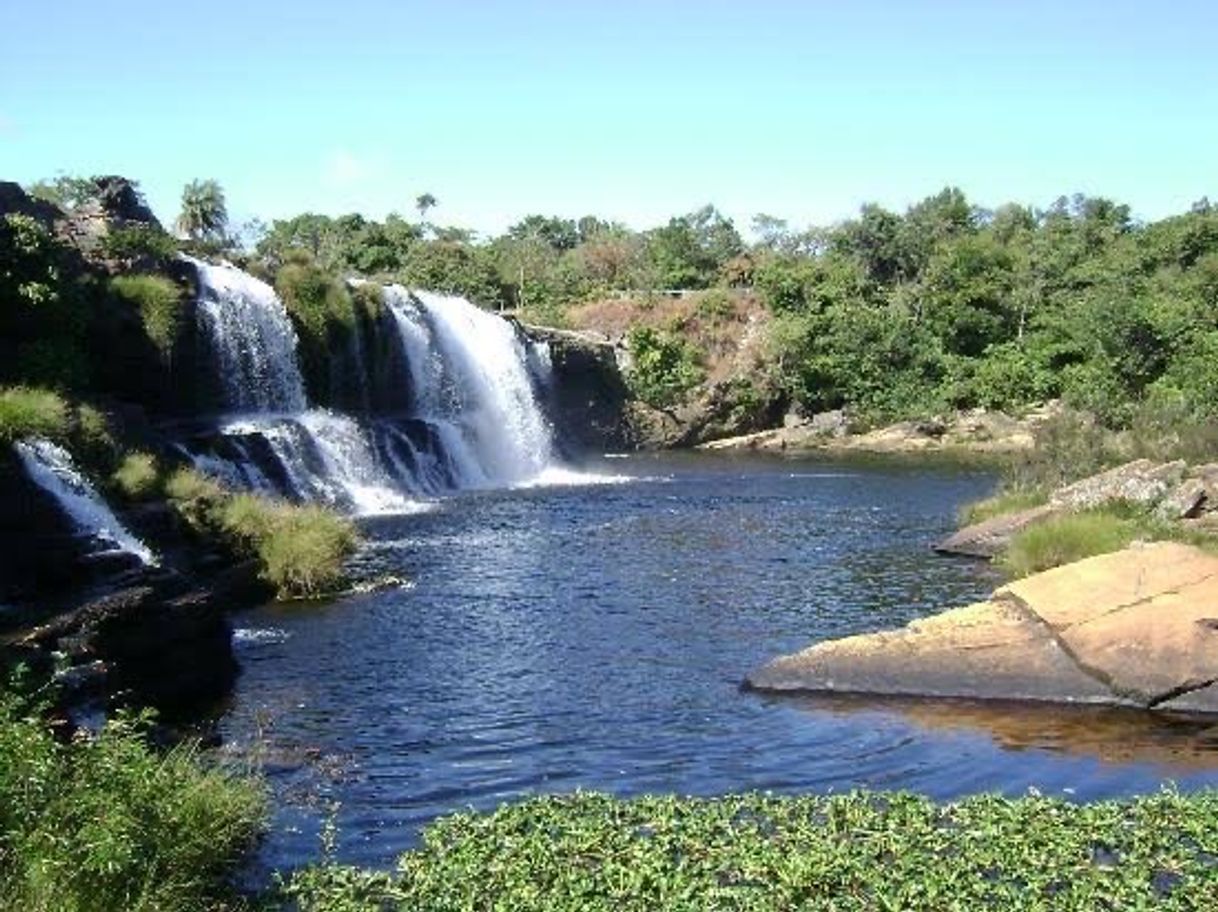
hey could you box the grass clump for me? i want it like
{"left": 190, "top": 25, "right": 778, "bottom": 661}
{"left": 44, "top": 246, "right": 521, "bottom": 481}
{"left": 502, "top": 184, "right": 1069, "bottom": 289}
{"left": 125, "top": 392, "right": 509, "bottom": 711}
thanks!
{"left": 165, "top": 470, "right": 358, "bottom": 598}
{"left": 0, "top": 386, "right": 70, "bottom": 444}
{"left": 111, "top": 451, "right": 160, "bottom": 500}
{"left": 219, "top": 494, "right": 358, "bottom": 598}
{"left": 281, "top": 789, "right": 1218, "bottom": 911}
{"left": 1001, "top": 508, "right": 1139, "bottom": 577}
{"left": 957, "top": 487, "right": 1048, "bottom": 526}
{"left": 108, "top": 274, "right": 184, "bottom": 359}
{"left": 0, "top": 682, "right": 265, "bottom": 912}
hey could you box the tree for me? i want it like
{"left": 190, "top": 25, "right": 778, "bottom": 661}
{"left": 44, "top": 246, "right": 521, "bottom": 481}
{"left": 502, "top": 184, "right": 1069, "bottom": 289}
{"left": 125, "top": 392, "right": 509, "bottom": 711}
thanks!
{"left": 176, "top": 179, "right": 228, "bottom": 241}
{"left": 415, "top": 193, "right": 437, "bottom": 220}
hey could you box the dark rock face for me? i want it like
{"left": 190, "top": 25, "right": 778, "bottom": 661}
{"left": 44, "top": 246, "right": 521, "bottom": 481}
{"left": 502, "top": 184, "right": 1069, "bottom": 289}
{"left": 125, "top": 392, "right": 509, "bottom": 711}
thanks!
{"left": 522, "top": 324, "right": 635, "bottom": 453}
{"left": 0, "top": 180, "right": 62, "bottom": 225}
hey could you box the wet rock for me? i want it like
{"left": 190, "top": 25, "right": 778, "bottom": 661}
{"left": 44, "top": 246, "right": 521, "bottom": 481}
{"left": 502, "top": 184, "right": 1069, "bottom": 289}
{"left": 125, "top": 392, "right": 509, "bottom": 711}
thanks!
{"left": 748, "top": 543, "right": 1218, "bottom": 713}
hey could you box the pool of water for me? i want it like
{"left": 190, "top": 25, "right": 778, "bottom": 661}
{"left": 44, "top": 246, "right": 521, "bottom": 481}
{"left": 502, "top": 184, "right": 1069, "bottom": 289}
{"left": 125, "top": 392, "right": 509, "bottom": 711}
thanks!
{"left": 220, "top": 452, "right": 1218, "bottom": 868}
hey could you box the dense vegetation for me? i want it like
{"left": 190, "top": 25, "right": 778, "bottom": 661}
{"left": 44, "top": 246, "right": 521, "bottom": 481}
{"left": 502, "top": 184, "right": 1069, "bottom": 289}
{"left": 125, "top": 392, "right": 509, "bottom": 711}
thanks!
{"left": 0, "top": 678, "right": 265, "bottom": 912}
{"left": 282, "top": 789, "right": 1218, "bottom": 911}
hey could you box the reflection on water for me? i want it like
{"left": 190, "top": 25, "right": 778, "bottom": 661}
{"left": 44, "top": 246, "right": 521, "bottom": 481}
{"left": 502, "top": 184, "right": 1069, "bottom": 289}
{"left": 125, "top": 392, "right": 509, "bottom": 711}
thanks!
{"left": 771, "top": 693, "right": 1218, "bottom": 774}
{"left": 221, "top": 452, "right": 1218, "bottom": 870}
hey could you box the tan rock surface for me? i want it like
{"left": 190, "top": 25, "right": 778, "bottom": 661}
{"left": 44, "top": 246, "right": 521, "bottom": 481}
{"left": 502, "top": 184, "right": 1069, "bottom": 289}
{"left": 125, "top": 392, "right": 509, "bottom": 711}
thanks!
{"left": 748, "top": 543, "right": 1218, "bottom": 712}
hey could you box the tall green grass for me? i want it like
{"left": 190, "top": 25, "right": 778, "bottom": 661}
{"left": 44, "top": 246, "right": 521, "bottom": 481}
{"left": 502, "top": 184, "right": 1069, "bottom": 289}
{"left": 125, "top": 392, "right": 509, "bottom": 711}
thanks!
{"left": 957, "top": 487, "right": 1048, "bottom": 526}
{"left": 165, "top": 470, "right": 358, "bottom": 598}
{"left": 0, "top": 386, "right": 70, "bottom": 444}
{"left": 1000, "top": 509, "right": 1138, "bottom": 577}
{"left": 108, "top": 274, "right": 184, "bottom": 358}
{"left": 0, "top": 683, "right": 265, "bottom": 912}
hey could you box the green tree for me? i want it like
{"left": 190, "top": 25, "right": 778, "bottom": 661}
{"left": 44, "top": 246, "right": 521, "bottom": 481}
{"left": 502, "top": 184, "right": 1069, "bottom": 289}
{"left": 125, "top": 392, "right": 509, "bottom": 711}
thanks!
{"left": 176, "top": 179, "right": 228, "bottom": 241}
{"left": 415, "top": 193, "right": 437, "bottom": 220}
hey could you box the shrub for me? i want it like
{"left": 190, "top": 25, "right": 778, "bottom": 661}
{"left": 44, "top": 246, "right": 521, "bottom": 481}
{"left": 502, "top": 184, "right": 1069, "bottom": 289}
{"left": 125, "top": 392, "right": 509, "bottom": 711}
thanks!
{"left": 0, "top": 683, "right": 265, "bottom": 912}
{"left": 163, "top": 467, "right": 227, "bottom": 531}
{"left": 111, "top": 452, "right": 160, "bottom": 500}
{"left": 0, "top": 387, "right": 70, "bottom": 444}
{"left": 101, "top": 225, "right": 179, "bottom": 264}
{"left": 1000, "top": 509, "right": 1138, "bottom": 577}
{"left": 626, "top": 326, "right": 705, "bottom": 409}
{"left": 108, "top": 274, "right": 183, "bottom": 358}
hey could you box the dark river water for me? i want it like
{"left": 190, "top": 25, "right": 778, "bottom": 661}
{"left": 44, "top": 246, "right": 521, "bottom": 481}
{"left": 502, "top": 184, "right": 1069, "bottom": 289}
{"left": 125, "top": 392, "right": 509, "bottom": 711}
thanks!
{"left": 220, "top": 453, "right": 1218, "bottom": 869}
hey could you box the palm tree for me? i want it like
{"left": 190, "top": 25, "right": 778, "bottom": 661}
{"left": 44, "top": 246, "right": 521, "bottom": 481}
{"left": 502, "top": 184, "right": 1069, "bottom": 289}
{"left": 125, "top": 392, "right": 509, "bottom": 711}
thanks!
{"left": 176, "top": 179, "right": 228, "bottom": 240}
{"left": 415, "top": 192, "right": 437, "bottom": 221}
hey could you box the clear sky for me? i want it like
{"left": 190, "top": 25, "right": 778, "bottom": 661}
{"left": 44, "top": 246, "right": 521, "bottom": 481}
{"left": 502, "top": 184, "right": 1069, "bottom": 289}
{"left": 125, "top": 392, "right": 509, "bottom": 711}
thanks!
{"left": 2, "top": 0, "right": 1215, "bottom": 236}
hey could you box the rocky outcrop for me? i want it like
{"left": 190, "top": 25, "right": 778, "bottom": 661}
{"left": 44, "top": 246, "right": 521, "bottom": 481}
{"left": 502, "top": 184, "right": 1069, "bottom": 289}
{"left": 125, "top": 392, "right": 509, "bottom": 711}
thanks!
{"left": 747, "top": 542, "right": 1218, "bottom": 713}
{"left": 520, "top": 324, "right": 636, "bottom": 452}
{"left": 702, "top": 404, "right": 1059, "bottom": 455}
{"left": 935, "top": 459, "right": 1218, "bottom": 557}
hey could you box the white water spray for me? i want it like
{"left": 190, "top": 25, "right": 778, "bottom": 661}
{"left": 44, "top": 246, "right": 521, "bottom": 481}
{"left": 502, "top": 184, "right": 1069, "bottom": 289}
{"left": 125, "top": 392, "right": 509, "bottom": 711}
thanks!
{"left": 15, "top": 439, "right": 157, "bottom": 565}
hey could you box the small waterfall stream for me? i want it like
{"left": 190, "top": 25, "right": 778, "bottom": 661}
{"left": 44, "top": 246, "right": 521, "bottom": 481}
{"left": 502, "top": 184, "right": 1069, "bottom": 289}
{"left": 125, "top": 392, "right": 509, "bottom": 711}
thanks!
{"left": 179, "top": 260, "right": 567, "bottom": 510}
{"left": 14, "top": 439, "right": 157, "bottom": 565}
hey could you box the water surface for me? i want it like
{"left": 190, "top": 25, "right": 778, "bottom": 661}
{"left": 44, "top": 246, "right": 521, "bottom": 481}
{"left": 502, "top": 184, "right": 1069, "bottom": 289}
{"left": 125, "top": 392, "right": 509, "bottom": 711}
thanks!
{"left": 221, "top": 453, "right": 1218, "bottom": 868}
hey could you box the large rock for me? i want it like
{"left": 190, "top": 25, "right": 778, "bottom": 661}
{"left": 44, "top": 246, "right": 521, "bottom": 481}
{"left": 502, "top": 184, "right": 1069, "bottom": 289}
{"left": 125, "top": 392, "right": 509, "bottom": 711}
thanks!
{"left": 747, "top": 543, "right": 1218, "bottom": 712}
{"left": 1049, "top": 459, "right": 1187, "bottom": 510}
{"left": 932, "top": 504, "right": 1056, "bottom": 558}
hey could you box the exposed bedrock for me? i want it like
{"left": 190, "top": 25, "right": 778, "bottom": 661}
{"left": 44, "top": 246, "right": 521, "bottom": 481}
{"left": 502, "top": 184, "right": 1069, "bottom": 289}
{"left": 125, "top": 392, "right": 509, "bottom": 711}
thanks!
{"left": 747, "top": 542, "right": 1218, "bottom": 713}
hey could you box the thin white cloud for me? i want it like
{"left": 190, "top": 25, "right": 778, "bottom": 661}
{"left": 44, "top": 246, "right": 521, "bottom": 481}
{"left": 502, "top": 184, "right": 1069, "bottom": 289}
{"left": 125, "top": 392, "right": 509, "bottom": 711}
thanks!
{"left": 321, "top": 148, "right": 387, "bottom": 189}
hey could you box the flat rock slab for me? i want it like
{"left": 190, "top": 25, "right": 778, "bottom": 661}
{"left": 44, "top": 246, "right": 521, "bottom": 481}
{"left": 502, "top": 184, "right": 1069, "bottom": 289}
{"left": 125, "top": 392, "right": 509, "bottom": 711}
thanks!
{"left": 933, "top": 504, "right": 1056, "bottom": 558}
{"left": 747, "top": 543, "right": 1218, "bottom": 712}
{"left": 747, "top": 599, "right": 1120, "bottom": 705}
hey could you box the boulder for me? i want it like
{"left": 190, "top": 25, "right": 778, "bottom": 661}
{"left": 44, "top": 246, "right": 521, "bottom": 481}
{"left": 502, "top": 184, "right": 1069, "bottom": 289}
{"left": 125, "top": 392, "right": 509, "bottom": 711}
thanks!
{"left": 747, "top": 543, "right": 1218, "bottom": 712}
{"left": 1049, "top": 459, "right": 1187, "bottom": 511}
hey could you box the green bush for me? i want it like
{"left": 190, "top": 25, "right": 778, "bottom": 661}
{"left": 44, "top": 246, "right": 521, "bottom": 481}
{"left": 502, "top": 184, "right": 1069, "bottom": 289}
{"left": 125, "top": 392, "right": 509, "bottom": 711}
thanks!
{"left": 108, "top": 274, "right": 184, "bottom": 359}
{"left": 1001, "top": 509, "right": 1139, "bottom": 577}
{"left": 163, "top": 466, "right": 227, "bottom": 531}
{"left": 101, "top": 225, "right": 179, "bottom": 264}
{"left": 281, "top": 789, "right": 1218, "bottom": 911}
{"left": 626, "top": 326, "right": 705, "bottom": 409}
{"left": 111, "top": 452, "right": 160, "bottom": 500}
{"left": 0, "top": 387, "right": 70, "bottom": 444}
{"left": 276, "top": 262, "right": 357, "bottom": 402}
{"left": 0, "top": 683, "right": 265, "bottom": 912}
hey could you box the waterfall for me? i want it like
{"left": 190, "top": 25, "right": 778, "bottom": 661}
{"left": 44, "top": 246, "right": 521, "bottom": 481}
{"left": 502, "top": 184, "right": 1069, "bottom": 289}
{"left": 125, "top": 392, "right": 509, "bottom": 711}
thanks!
{"left": 184, "top": 258, "right": 416, "bottom": 515}
{"left": 382, "top": 286, "right": 555, "bottom": 487}
{"left": 181, "top": 258, "right": 569, "bottom": 508}
{"left": 183, "top": 255, "right": 308, "bottom": 413}
{"left": 15, "top": 439, "right": 157, "bottom": 565}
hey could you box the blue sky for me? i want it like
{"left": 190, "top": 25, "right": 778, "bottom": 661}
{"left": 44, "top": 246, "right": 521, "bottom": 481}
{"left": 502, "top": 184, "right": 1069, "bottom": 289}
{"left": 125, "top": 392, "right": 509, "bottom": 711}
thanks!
{"left": 2, "top": 1, "right": 1215, "bottom": 236}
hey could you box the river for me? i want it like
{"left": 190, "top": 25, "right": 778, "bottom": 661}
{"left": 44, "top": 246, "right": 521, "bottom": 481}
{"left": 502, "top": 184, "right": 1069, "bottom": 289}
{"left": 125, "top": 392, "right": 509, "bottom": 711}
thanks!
{"left": 220, "top": 452, "right": 1218, "bottom": 868}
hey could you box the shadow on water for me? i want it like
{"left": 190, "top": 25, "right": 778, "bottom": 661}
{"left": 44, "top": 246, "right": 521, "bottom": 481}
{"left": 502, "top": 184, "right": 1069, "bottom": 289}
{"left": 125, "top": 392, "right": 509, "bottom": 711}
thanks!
{"left": 761, "top": 692, "right": 1218, "bottom": 774}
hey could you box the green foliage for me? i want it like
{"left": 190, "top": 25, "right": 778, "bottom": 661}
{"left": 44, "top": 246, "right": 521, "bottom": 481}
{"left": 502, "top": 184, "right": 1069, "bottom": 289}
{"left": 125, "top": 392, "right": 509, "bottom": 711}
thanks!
{"left": 0, "top": 387, "right": 70, "bottom": 444}
{"left": 0, "top": 682, "right": 265, "bottom": 912}
{"left": 280, "top": 789, "right": 1218, "bottom": 911}
{"left": 102, "top": 224, "right": 179, "bottom": 264}
{"left": 164, "top": 469, "right": 358, "bottom": 598}
{"left": 1000, "top": 508, "right": 1140, "bottom": 577}
{"left": 108, "top": 274, "right": 184, "bottom": 359}
{"left": 957, "top": 487, "right": 1049, "bottom": 526}
{"left": 626, "top": 326, "right": 705, "bottom": 408}
{"left": 24, "top": 175, "right": 103, "bottom": 211}
{"left": 111, "top": 451, "right": 160, "bottom": 501}
{"left": 176, "top": 178, "right": 228, "bottom": 241}
{"left": 275, "top": 262, "right": 357, "bottom": 402}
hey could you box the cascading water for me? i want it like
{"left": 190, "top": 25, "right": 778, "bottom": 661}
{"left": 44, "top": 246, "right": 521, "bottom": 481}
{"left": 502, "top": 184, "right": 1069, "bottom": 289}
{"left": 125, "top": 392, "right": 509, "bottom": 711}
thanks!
{"left": 381, "top": 286, "right": 555, "bottom": 488}
{"left": 181, "top": 258, "right": 414, "bottom": 515}
{"left": 179, "top": 257, "right": 579, "bottom": 509}
{"left": 15, "top": 438, "right": 157, "bottom": 565}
